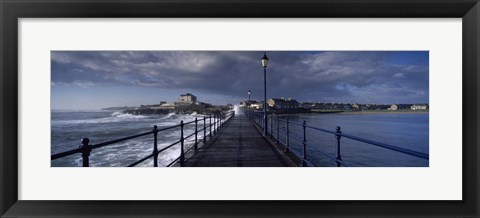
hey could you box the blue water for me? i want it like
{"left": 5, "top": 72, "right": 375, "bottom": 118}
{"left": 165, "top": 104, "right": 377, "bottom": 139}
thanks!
{"left": 51, "top": 110, "right": 207, "bottom": 167}
{"left": 268, "top": 113, "right": 429, "bottom": 167}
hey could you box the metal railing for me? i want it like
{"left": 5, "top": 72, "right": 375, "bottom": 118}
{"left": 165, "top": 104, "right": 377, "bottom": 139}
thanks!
{"left": 51, "top": 111, "right": 235, "bottom": 167}
{"left": 246, "top": 111, "right": 429, "bottom": 167}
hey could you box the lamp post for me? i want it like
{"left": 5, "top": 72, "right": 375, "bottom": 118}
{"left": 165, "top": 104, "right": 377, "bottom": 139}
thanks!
{"left": 248, "top": 90, "right": 251, "bottom": 102}
{"left": 261, "top": 52, "right": 269, "bottom": 136}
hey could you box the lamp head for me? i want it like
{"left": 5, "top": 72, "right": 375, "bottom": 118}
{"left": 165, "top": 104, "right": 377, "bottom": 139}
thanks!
{"left": 261, "top": 52, "right": 269, "bottom": 68}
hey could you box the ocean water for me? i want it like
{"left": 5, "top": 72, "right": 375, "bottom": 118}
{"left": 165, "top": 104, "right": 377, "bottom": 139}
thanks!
{"left": 51, "top": 110, "right": 210, "bottom": 167}
{"left": 268, "top": 113, "right": 429, "bottom": 167}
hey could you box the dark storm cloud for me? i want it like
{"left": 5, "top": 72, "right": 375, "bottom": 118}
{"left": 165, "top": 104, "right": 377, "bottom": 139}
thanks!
{"left": 51, "top": 51, "right": 429, "bottom": 104}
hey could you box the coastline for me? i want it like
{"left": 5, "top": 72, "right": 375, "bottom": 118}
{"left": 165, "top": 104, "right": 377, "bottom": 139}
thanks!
{"left": 340, "top": 110, "right": 429, "bottom": 115}
{"left": 267, "top": 110, "right": 429, "bottom": 116}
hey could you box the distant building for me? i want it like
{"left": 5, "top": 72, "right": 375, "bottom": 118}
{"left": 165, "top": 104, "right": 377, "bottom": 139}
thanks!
{"left": 301, "top": 102, "right": 315, "bottom": 109}
{"left": 246, "top": 100, "right": 257, "bottom": 108}
{"left": 250, "top": 102, "right": 263, "bottom": 110}
{"left": 241, "top": 100, "right": 259, "bottom": 109}
{"left": 388, "top": 104, "right": 398, "bottom": 111}
{"left": 177, "top": 93, "right": 197, "bottom": 104}
{"left": 197, "top": 102, "right": 212, "bottom": 107}
{"left": 360, "top": 104, "right": 370, "bottom": 111}
{"left": 267, "top": 97, "right": 300, "bottom": 109}
{"left": 411, "top": 104, "right": 428, "bottom": 110}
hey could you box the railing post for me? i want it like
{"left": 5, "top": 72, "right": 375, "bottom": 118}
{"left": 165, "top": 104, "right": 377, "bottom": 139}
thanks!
{"left": 194, "top": 118, "right": 198, "bottom": 150}
{"left": 285, "top": 118, "right": 290, "bottom": 152}
{"left": 153, "top": 125, "right": 158, "bottom": 167}
{"left": 203, "top": 116, "right": 206, "bottom": 144}
{"left": 80, "top": 138, "right": 91, "bottom": 167}
{"left": 180, "top": 120, "right": 185, "bottom": 166}
{"left": 302, "top": 120, "right": 307, "bottom": 167}
{"left": 209, "top": 115, "right": 212, "bottom": 139}
{"left": 270, "top": 114, "right": 273, "bottom": 136}
{"left": 263, "top": 115, "right": 266, "bottom": 131}
{"left": 335, "top": 126, "right": 342, "bottom": 167}
{"left": 276, "top": 116, "right": 280, "bottom": 144}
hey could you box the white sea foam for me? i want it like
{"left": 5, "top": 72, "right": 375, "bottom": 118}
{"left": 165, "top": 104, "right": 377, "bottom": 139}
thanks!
{"left": 52, "top": 112, "right": 148, "bottom": 125}
{"left": 111, "top": 112, "right": 147, "bottom": 119}
{"left": 164, "top": 112, "right": 176, "bottom": 118}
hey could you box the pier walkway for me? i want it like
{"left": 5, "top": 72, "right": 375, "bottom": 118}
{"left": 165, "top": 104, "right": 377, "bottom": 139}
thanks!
{"left": 180, "top": 113, "right": 294, "bottom": 167}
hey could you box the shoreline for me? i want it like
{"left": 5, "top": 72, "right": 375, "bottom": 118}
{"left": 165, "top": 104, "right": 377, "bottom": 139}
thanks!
{"left": 270, "top": 110, "right": 429, "bottom": 116}
{"left": 340, "top": 110, "right": 429, "bottom": 115}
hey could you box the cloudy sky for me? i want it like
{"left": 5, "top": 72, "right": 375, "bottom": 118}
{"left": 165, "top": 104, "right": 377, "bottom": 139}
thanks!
{"left": 51, "top": 51, "right": 428, "bottom": 110}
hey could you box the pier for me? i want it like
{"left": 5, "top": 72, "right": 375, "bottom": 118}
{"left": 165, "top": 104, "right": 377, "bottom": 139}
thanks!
{"left": 177, "top": 113, "right": 294, "bottom": 167}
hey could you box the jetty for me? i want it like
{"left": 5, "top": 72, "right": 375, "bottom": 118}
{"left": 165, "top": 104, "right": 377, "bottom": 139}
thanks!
{"left": 176, "top": 113, "right": 294, "bottom": 167}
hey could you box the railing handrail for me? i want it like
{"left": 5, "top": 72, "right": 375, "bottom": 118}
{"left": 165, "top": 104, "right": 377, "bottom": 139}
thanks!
{"left": 51, "top": 110, "right": 235, "bottom": 167}
{"left": 245, "top": 110, "right": 428, "bottom": 167}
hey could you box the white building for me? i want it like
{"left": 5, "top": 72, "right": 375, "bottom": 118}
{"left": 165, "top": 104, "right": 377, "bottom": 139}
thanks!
{"left": 388, "top": 104, "right": 398, "bottom": 111}
{"left": 411, "top": 104, "right": 428, "bottom": 110}
{"left": 177, "top": 93, "right": 197, "bottom": 104}
{"left": 250, "top": 103, "right": 263, "bottom": 110}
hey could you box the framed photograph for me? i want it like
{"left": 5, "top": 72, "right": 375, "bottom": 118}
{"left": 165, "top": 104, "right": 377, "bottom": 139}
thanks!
{"left": 1, "top": 0, "right": 479, "bottom": 217}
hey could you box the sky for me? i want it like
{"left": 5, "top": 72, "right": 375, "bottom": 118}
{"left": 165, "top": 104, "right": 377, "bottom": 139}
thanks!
{"left": 51, "top": 51, "right": 428, "bottom": 110}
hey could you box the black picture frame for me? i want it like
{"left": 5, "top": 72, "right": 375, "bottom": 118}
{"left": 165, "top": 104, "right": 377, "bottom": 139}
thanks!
{"left": 1, "top": 0, "right": 479, "bottom": 217}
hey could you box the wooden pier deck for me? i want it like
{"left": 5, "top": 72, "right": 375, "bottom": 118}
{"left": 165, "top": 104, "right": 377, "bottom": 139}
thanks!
{"left": 179, "top": 113, "right": 295, "bottom": 167}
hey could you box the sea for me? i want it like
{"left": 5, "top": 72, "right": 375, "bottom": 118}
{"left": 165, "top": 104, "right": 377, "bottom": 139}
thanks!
{"left": 51, "top": 110, "right": 429, "bottom": 167}
{"left": 51, "top": 110, "right": 205, "bottom": 167}
{"left": 272, "top": 113, "right": 429, "bottom": 167}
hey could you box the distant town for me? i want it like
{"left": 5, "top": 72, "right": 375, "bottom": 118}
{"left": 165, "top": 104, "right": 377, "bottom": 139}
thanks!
{"left": 102, "top": 92, "right": 428, "bottom": 115}
{"left": 241, "top": 97, "right": 428, "bottom": 114}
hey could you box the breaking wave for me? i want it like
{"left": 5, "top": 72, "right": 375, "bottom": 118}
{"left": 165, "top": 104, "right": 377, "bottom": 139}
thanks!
{"left": 52, "top": 112, "right": 148, "bottom": 125}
